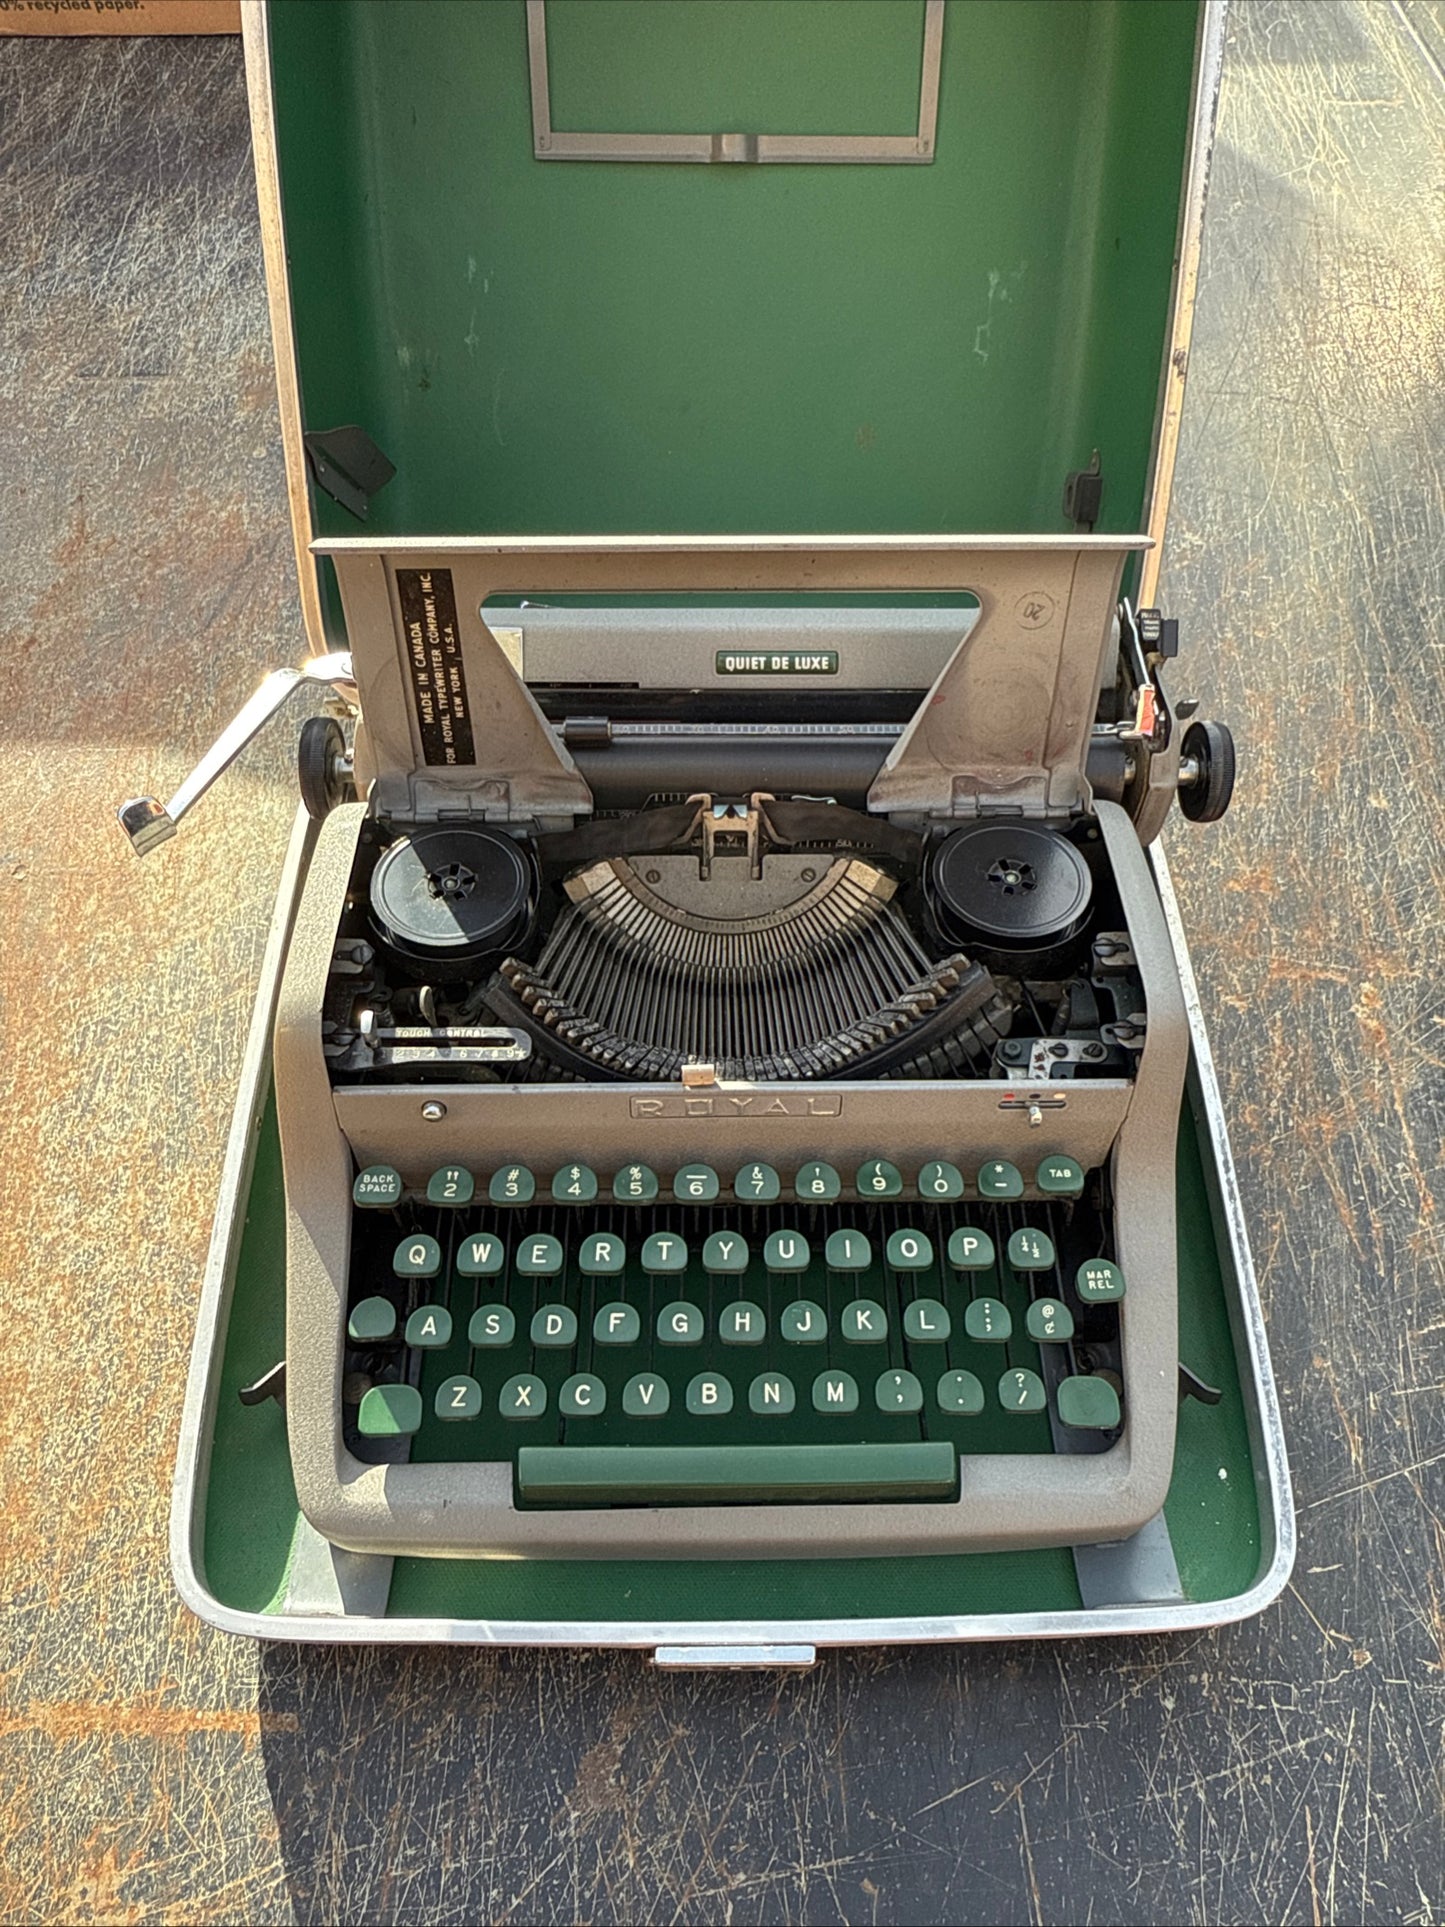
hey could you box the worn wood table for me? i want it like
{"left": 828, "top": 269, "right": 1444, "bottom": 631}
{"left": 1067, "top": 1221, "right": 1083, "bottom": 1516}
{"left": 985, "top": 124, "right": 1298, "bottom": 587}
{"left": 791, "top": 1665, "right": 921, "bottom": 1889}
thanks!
{"left": 2, "top": 6, "right": 1442, "bottom": 1921}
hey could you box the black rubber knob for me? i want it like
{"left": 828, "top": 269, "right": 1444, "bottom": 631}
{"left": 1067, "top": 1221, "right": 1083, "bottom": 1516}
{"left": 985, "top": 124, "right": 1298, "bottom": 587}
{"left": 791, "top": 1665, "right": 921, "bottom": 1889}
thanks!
{"left": 1178, "top": 719, "right": 1236, "bottom": 823}
{"left": 298, "top": 716, "right": 349, "bottom": 821}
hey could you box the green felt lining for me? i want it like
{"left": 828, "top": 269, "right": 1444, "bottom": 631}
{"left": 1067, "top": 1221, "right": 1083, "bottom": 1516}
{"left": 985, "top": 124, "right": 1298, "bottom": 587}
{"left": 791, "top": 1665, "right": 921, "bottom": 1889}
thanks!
{"left": 268, "top": 0, "right": 1199, "bottom": 550}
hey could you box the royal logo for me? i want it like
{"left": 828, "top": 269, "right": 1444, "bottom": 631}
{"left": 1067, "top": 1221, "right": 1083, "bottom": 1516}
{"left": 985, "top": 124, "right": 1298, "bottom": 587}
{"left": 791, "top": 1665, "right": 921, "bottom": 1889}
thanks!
{"left": 629, "top": 1093, "right": 844, "bottom": 1118}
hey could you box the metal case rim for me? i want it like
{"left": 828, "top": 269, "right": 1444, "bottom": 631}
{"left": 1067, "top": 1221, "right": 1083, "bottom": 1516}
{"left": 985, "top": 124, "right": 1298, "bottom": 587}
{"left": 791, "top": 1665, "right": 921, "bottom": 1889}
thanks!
{"left": 168, "top": 809, "right": 1295, "bottom": 1647}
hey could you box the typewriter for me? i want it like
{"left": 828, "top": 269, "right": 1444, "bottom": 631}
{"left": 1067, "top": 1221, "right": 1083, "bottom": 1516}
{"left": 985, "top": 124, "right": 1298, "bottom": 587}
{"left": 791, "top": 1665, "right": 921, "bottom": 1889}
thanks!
{"left": 121, "top": 530, "right": 1236, "bottom": 1563}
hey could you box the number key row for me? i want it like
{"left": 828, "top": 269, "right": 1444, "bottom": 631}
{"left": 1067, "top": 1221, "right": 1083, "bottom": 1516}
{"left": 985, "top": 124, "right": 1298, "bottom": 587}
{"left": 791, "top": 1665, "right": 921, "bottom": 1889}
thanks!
{"left": 354, "top": 1154, "right": 1088, "bottom": 1209}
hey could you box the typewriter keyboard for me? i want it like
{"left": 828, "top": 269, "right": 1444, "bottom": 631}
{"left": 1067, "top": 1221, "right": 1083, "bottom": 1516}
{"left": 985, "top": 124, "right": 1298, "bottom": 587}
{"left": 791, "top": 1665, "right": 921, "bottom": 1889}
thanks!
{"left": 342, "top": 1157, "right": 1127, "bottom": 1504}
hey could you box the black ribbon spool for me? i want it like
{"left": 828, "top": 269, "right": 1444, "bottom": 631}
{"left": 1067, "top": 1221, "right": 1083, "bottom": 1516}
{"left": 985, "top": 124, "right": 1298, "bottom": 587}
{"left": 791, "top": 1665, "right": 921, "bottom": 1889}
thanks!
{"left": 369, "top": 826, "right": 535, "bottom": 982}
{"left": 928, "top": 822, "right": 1093, "bottom": 977}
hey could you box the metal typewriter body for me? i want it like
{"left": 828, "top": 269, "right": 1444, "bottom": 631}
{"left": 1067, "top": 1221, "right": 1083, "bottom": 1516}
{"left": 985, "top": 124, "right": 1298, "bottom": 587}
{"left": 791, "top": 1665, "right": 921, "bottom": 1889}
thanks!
{"left": 264, "top": 533, "right": 1190, "bottom": 1560}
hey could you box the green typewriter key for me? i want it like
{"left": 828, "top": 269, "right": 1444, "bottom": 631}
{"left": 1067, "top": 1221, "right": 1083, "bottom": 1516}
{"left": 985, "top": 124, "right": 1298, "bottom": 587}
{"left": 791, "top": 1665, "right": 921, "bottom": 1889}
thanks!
{"left": 499, "top": 1374, "right": 547, "bottom": 1419}
{"left": 936, "top": 1369, "right": 985, "bottom": 1416}
{"left": 734, "top": 1162, "right": 780, "bottom": 1202}
{"left": 976, "top": 1159, "right": 1024, "bottom": 1200}
{"left": 918, "top": 1161, "right": 965, "bottom": 1200}
{"left": 347, "top": 1296, "right": 397, "bottom": 1343}
{"left": 353, "top": 1165, "right": 403, "bottom": 1209}
{"left": 489, "top": 1164, "right": 536, "bottom": 1205}
{"left": 795, "top": 1161, "right": 841, "bottom": 1202}
{"left": 357, "top": 1383, "right": 422, "bottom": 1437}
{"left": 1008, "top": 1227, "right": 1056, "bottom": 1272}
{"left": 963, "top": 1297, "right": 1011, "bottom": 1344}
{"left": 999, "top": 1367, "right": 1047, "bottom": 1414}
{"left": 657, "top": 1301, "right": 704, "bottom": 1345}
{"left": 876, "top": 1369, "right": 924, "bottom": 1413}
{"left": 749, "top": 1373, "right": 795, "bottom": 1415}
{"left": 947, "top": 1228, "right": 996, "bottom": 1272}
{"left": 1025, "top": 1298, "right": 1076, "bottom": 1344}
{"left": 593, "top": 1302, "right": 640, "bottom": 1345}
{"left": 612, "top": 1164, "right": 659, "bottom": 1203}
{"left": 552, "top": 1163, "right": 598, "bottom": 1204}
{"left": 579, "top": 1232, "right": 626, "bottom": 1275}
{"left": 642, "top": 1232, "right": 689, "bottom": 1274}
{"left": 531, "top": 1304, "right": 578, "bottom": 1347}
{"left": 886, "top": 1228, "right": 935, "bottom": 1271}
{"left": 1057, "top": 1375, "right": 1122, "bottom": 1430}
{"left": 674, "top": 1164, "right": 720, "bottom": 1203}
{"left": 435, "top": 1375, "right": 481, "bottom": 1422}
{"left": 686, "top": 1373, "right": 733, "bottom": 1416}
{"left": 457, "top": 1232, "right": 504, "bottom": 1276}
{"left": 405, "top": 1304, "right": 453, "bottom": 1349}
{"left": 622, "top": 1372, "right": 670, "bottom": 1417}
{"left": 903, "top": 1298, "right": 951, "bottom": 1343}
{"left": 468, "top": 1304, "right": 515, "bottom": 1347}
{"left": 856, "top": 1158, "right": 903, "bottom": 1198}
{"left": 702, "top": 1230, "right": 750, "bottom": 1274}
{"left": 1076, "top": 1258, "right": 1126, "bottom": 1303}
{"left": 394, "top": 1234, "right": 442, "bottom": 1278}
{"left": 560, "top": 1373, "right": 606, "bottom": 1417}
{"left": 779, "top": 1300, "right": 828, "bottom": 1344}
{"left": 841, "top": 1299, "right": 889, "bottom": 1343}
{"left": 764, "top": 1229, "right": 811, "bottom": 1274}
{"left": 427, "top": 1165, "right": 474, "bottom": 1207}
{"left": 719, "top": 1300, "right": 766, "bottom": 1345}
{"left": 516, "top": 1233, "right": 563, "bottom": 1276}
{"left": 813, "top": 1370, "right": 860, "bottom": 1414}
{"left": 1036, "top": 1155, "right": 1086, "bottom": 1198}
{"left": 824, "top": 1229, "right": 872, "bottom": 1272}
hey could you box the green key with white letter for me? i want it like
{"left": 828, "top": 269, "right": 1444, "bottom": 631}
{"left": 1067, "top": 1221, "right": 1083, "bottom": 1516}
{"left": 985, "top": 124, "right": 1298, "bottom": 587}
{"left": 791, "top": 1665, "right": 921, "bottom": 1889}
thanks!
{"left": 353, "top": 1165, "right": 403, "bottom": 1209}
{"left": 427, "top": 1165, "right": 474, "bottom": 1206}
{"left": 405, "top": 1304, "right": 452, "bottom": 1348}
{"left": 489, "top": 1164, "right": 535, "bottom": 1204}
{"left": 435, "top": 1375, "right": 481, "bottom": 1421}
{"left": 1036, "top": 1155, "right": 1085, "bottom": 1198}
{"left": 393, "top": 1234, "right": 441, "bottom": 1278}
{"left": 1076, "top": 1258, "right": 1126, "bottom": 1303}
{"left": 977, "top": 1160, "right": 1023, "bottom": 1199}
{"left": 613, "top": 1164, "right": 659, "bottom": 1203}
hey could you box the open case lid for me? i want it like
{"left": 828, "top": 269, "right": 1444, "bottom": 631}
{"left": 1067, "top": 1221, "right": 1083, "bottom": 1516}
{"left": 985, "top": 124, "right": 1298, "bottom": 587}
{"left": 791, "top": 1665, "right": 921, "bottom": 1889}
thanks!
{"left": 243, "top": 0, "right": 1223, "bottom": 818}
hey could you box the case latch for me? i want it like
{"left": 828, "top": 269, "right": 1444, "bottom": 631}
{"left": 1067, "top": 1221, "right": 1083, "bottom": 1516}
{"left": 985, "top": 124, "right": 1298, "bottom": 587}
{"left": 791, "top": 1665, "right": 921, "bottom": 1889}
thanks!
{"left": 652, "top": 1645, "right": 817, "bottom": 1670}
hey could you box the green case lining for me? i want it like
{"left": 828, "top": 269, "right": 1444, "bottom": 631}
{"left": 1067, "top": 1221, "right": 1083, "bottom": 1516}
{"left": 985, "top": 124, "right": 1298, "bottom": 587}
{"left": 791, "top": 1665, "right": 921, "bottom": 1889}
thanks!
{"left": 268, "top": 0, "right": 1198, "bottom": 548}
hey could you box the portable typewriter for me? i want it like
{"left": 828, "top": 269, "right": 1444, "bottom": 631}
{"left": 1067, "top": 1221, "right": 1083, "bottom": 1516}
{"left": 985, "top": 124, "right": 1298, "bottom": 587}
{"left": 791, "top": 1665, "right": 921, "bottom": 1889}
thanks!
{"left": 123, "top": 530, "right": 1238, "bottom": 1563}
{"left": 126, "top": 0, "right": 1291, "bottom": 1644}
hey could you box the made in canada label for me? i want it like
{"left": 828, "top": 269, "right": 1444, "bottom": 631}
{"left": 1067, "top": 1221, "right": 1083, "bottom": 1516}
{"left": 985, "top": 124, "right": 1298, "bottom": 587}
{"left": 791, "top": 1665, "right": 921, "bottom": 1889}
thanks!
{"left": 396, "top": 566, "right": 476, "bottom": 766}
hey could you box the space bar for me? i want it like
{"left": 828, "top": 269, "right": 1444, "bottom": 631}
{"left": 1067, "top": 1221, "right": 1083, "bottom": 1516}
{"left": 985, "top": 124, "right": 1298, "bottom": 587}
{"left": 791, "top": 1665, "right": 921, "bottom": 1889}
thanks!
{"left": 516, "top": 1442, "right": 958, "bottom": 1505}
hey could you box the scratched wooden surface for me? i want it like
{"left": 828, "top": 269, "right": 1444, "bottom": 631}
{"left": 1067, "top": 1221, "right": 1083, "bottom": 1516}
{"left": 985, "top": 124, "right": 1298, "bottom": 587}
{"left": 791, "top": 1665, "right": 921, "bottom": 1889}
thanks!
{"left": 1, "top": 6, "right": 1443, "bottom": 1922}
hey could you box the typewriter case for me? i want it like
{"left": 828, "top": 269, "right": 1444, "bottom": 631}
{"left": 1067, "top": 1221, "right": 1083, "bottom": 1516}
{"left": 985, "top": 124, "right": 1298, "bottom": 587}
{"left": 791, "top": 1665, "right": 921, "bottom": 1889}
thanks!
{"left": 168, "top": 0, "right": 1292, "bottom": 1654}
